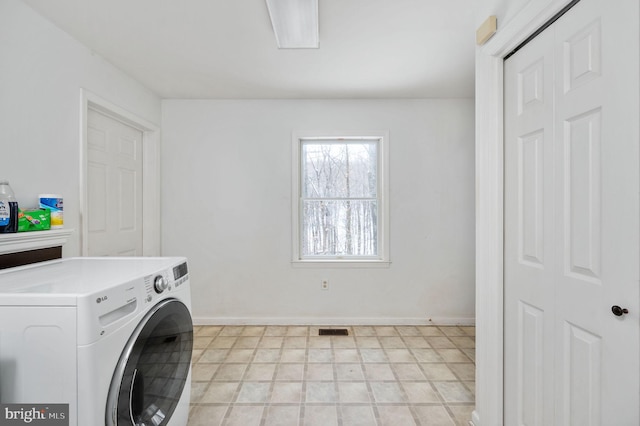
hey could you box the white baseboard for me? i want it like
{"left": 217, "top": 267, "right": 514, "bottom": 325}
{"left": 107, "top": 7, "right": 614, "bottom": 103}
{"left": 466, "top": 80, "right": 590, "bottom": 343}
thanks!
{"left": 192, "top": 316, "right": 476, "bottom": 326}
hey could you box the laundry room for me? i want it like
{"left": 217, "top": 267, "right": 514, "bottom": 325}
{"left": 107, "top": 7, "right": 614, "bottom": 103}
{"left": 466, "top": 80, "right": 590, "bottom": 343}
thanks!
{"left": 0, "top": 0, "right": 477, "bottom": 325}
{"left": 2, "top": 0, "right": 638, "bottom": 425}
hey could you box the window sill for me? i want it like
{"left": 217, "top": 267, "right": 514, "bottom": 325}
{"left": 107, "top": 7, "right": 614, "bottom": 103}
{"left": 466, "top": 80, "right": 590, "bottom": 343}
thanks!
{"left": 291, "top": 259, "right": 391, "bottom": 269}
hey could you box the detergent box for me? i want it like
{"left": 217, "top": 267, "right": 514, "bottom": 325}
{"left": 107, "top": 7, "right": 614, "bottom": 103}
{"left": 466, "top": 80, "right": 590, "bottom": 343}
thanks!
{"left": 17, "top": 208, "right": 51, "bottom": 232}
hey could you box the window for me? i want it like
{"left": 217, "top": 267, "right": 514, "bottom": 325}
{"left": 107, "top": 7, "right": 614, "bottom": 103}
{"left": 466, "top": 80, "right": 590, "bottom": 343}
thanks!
{"left": 292, "top": 133, "right": 389, "bottom": 265}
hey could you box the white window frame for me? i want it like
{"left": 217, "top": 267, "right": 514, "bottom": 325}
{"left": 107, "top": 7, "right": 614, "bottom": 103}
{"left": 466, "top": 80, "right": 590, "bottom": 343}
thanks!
{"left": 291, "top": 131, "right": 390, "bottom": 267}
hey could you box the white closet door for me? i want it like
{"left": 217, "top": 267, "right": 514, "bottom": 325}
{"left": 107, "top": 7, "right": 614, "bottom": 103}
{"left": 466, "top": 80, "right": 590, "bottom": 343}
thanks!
{"left": 87, "top": 108, "right": 143, "bottom": 256}
{"left": 504, "top": 0, "right": 639, "bottom": 424}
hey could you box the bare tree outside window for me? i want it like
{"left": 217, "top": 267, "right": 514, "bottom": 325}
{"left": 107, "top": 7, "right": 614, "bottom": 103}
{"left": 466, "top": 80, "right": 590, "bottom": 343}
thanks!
{"left": 300, "top": 139, "right": 379, "bottom": 257}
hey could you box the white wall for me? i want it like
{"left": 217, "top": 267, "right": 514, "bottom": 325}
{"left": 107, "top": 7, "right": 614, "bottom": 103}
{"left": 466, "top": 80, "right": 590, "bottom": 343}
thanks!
{"left": 0, "top": 0, "right": 161, "bottom": 255}
{"left": 162, "top": 99, "right": 475, "bottom": 324}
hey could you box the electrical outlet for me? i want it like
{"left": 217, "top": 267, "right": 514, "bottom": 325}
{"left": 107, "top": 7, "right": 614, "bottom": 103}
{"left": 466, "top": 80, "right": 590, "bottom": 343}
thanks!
{"left": 321, "top": 279, "right": 329, "bottom": 290}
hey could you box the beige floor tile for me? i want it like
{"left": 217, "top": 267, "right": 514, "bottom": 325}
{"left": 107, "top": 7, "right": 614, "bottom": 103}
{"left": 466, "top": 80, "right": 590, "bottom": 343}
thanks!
{"left": 259, "top": 336, "right": 284, "bottom": 348}
{"left": 370, "top": 382, "right": 405, "bottom": 403}
{"left": 385, "top": 348, "right": 416, "bottom": 363}
{"left": 335, "top": 363, "right": 365, "bottom": 381}
{"left": 241, "top": 326, "right": 266, "bottom": 336}
{"left": 438, "top": 326, "right": 467, "bottom": 337}
{"left": 402, "top": 382, "right": 441, "bottom": 403}
{"left": 392, "top": 363, "right": 425, "bottom": 380}
{"left": 210, "top": 336, "right": 237, "bottom": 349}
{"left": 338, "top": 382, "right": 371, "bottom": 403}
{"left": 305, "top": 382, "right": 337, "bottom": 403}
{"left": 200, "top": 349, "right": 229, "bottom": 363}
{"left": 418, "top": 326, "right": 445, "bottom": 336}
{"left": 340, "top": 406, "right": 377, "bottom": 426}
{"left": 411, "top": 348, "right": 444, "bottom": 363}
{"left": 355, "top": 336, "right": 382, "bottom": 348}
{"left": 364, "top": 364, "right": 395, "bottom": 380}
{"left": 433, "top": 382, "right": 475, "bottom": 403}
{"left": 303, "top": 405, "right": 338, "bottom": 426}
{"left": 200, "top": 382, "right": 238, "bottom": 403}
{"left": 193, "top": 336, "right": 214, "bottom": 349}
{"left": 461, "top": 348, "right": 475, "bottom": 362}
{"left": 460, "top": 326, "right": 476, "bottom": 336}
{"left": 188, "top": 405, "right": 227, "bottom": 426}
{"left": 286, "top": 326, "right": 309, "bottom": 336}
{"left": 402, "top": 336, "right": 430, "bottom": 348}
{"left": 189, "top": 381, "right": 209, "bottom": 404}
{"left": 264, "top": 405, "right": 300, "bottom": 426}
{"left": 271, "top": 382, "right": 303, "bottom": 403}
{"left": 435, "top": 349, "right": 472, "bottom": 363}
{"left": 214, "top": 364, "right": 247, "bottom": 381}
{"left": 284, "top": 336, "right": 308, "bottom": 348}
{"left": 360, "top": 349, "right": 388, "bottom": 363}
{"left": 412, "top": 405, "right": 456, "bottom": 425}
{"left": 308, "top": 348, "right": 332, "bottom": 363}
{"left": 191, "top": 363, "right": 219, "bottom": 381}
{"left": 281, "top": 349, "right": 307, "bottom": 363}
{"left": 396, "top": 326, "right": 422, "bottom": 336}
{"left": 308, "top": 337, "right": 332, "bottom": 348}
{"left": 449, "top": 363, "right": 475, "bottom": 381}
{"left": 191, "top": 349, "right": 204, "bottom": 364}
{"left": 219, "top": 326, "right": 244, "bottom": 336}
{"left": 264, "top": 326, "right": 288, "bottom": 336}
{"left": 235, "top": 336, "right": 260, "bottom": 349}
{"left": 426, "top": 337, "right": 457, "bottom": 349}
{"left": 332, "top": 336, "right": 356, "bottom": 348}
{"left": 305, "top": 363, "right": 334, "bottom": 380}
{"left": 196, "top": 325, "right": 223, "bottom": 337}
{"left": 244, "top": 363, "right": 276, "bottom": 381}
{"left": 379, "top": 337, "right": 406, "bottom": 348}
{"left": 352, "top": 326, "right": 377, "bottom": 336}
{"left": 236, "top": 382, "right": 270, "bottom": 402}
{"left": 224, "top": 349, "right": 254, "bottom": 363}
{"left": 224, "top": 405, "right": 264, "bottom": 426}
{"left": 449, "top": 336, "right": 475, "bottom": 349}
{"left": 333, "top": 349, "right": 360, "bottom": 363}
{"left": 376, "top": 405, "right": 416, "bottom": 426}
{"left": 421, "top": 363, "right": 457, "bottom": 380}
{"left": 254, "top": 349, "right": 281, "bottom": 363}
{"left": 375, "top": 326, "right": 399, "bottom": 336}
{"left": 276, "top": 363, "right": 304, "bottom": 381}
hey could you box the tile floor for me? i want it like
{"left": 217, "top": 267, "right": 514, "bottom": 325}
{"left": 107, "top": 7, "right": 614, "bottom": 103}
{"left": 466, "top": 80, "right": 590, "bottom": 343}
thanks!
{"left": 188, "top": 325, "right": 475, "bottom": 426}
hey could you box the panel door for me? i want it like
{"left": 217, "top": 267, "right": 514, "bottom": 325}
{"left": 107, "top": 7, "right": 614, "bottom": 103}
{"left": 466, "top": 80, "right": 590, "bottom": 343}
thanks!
{"left": 87, "top": 108, "right": 143, "bottom": 256}
{"left": 504, "top": 0, "right": 639, "bottom": 424}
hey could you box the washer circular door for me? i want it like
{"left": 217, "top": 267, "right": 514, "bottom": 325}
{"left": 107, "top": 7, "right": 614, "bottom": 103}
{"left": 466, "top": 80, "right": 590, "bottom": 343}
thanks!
{"left": 106, "top": 298, "right": 193, "bottom": 426}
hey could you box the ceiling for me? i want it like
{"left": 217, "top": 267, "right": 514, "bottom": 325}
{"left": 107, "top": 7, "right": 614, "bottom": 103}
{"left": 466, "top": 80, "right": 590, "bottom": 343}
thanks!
{"left": 23, "top": 0, "right": 476, "bottom": 99}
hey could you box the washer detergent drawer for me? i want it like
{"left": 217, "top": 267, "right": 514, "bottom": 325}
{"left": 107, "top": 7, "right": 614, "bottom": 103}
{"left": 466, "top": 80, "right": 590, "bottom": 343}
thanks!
{"left": 0, "top": 306, "right": 77, "bottom": 424}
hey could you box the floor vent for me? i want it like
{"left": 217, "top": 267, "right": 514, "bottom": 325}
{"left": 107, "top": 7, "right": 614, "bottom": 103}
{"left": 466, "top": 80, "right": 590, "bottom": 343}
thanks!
{"left": 318, "top": 328, "right": 349, "bottom": 336}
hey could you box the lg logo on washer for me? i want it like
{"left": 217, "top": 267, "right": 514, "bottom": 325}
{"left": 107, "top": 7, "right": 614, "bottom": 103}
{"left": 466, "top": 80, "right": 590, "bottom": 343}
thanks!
{"left": 0, "top": 404, "right": 68, "bottom": 425}
{"left": 96, "top": 295, "right": 108, "bottom": 303}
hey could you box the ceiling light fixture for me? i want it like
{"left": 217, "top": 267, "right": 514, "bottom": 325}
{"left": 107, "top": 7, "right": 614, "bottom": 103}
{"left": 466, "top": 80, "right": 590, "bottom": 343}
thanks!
{"left": 265, "top": 0, "right": 319, "bottom": 49}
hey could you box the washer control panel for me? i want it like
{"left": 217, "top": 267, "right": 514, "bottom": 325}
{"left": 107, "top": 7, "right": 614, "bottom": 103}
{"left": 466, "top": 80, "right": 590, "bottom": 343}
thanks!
{"left": 143, "top": 261, "right": 189, "bottom": 304}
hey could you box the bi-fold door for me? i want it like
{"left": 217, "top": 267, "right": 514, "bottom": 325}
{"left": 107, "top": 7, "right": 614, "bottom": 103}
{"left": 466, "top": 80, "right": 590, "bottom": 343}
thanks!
{"left": 504, "top": 0, "right": 640, "bottom": 424}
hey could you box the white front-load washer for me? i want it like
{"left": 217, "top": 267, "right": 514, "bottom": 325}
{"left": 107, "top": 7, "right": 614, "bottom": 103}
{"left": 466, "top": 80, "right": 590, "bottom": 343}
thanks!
{"left": 0, "top": 257, "right": 193, "bottom": 426}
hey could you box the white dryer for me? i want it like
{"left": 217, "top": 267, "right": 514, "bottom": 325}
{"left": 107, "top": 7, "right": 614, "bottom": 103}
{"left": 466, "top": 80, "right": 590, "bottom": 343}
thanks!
{"left": 0, "top": 257, "right": 193, "bottom": 426}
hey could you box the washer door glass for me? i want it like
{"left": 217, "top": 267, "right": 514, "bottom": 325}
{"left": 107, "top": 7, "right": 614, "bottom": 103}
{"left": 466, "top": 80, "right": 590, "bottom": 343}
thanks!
{"left": 107, "top": 299, "right": 193, "bottom": 426}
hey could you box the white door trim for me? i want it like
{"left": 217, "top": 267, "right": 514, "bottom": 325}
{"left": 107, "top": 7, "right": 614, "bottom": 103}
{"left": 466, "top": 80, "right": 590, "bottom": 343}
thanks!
{"left": 473, "top": 1, "right": 576, "bottom": 425}
{"left": 79, "top": 89, "right": 161, "bottom": 257}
